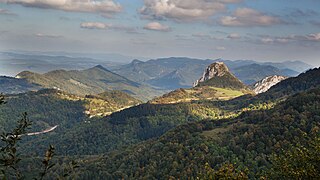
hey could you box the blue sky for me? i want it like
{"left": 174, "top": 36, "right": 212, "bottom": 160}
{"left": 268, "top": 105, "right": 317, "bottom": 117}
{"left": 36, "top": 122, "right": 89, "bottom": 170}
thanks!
{"left": 0, "top": 0, "right": 320, "bottom": 66}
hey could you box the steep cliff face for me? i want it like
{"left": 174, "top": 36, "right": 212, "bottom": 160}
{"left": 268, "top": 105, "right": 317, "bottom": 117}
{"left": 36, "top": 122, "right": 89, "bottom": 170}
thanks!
{"left": 193, "top": 62, "right": 247, "bottom": 90}
{"left": 193, "top": 62, "right": 228, "bottom": 86}
{"left": 253, "top": 75, "right": 287, "bottom": 94}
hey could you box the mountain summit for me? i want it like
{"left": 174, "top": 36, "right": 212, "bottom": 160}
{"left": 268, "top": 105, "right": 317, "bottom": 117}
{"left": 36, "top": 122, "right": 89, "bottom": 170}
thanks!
{"left": 193, "top": 62, "right": 246, "bottom": 90}
{"left": 151, "top": 62, "right": 251, "bottom": 104}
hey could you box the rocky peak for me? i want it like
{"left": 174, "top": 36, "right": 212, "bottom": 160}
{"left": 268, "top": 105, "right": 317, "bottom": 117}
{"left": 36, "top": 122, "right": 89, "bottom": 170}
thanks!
{"left": 253, "top": 75, "right": 287, "bottom": 94}
{"left": 193, "top": 62, "right": 229, "bottom": 87}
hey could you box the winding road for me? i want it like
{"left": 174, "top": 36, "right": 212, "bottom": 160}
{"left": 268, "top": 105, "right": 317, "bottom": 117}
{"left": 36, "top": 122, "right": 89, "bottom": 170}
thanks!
{"left": 26, "top": 125, "right": 58, "bottom": 136}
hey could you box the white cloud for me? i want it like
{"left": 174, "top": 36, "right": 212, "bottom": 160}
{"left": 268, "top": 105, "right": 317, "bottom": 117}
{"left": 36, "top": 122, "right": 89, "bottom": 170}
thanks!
{"left": 140, "top": 0, "right": 241, "bottom": 22}
{"left": 215, "top": 46, "right": 226, "bottom": 50}
{"left": 35, "top": 33, "right": 63, "bottom": 38}
{"left": 80, "top": 22, "right": 110, "bottom": 30}
{"left": 219, "top": 7, "right": 282, "bottom": 26}
{"left": 257, "top": 32, "right": 320, "bottom": 45}
{"left": 227, "top": 33, "right": 241, "bottom": 39}
{"left": 80, "top": 22, "right": 141, "bottom": 34}
{"left": 143, "top": 22, "right": 171, "bottom": 32}
{"left": 1, "top": 0, "right": 122, "bottom": 16}
{"left": 261, "top": 37, "right": 274, "bottom": 44}
{"left": 306, "top": 33, "right": 320, "bottom": 41}
{"left": 192, "top": 33, "right": 224, "bottom": 40}
{"left": 275, "top": 38, "right": 289, "bottom": 43}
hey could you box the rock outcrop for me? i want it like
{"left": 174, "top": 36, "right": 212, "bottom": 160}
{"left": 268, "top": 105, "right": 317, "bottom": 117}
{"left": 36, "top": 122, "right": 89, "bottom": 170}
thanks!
{"left": 193, "top": 62, "right": 229, "bottom": 87}
{"left": 193, "top": 62, "right": 246, "bottom": 90}
{"left": 253, "top": 75, "right": 287, "bottom": 94}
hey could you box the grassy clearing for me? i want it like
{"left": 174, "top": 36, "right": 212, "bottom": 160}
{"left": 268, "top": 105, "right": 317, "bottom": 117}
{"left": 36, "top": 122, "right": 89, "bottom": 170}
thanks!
{"left": 211, "top": 87, "right": 244, "bottom": 100}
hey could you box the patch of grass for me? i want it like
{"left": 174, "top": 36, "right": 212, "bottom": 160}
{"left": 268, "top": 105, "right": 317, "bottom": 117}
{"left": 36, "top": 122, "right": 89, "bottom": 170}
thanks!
{"left": 211, "top": 87, "right": 244, "bottom": 100}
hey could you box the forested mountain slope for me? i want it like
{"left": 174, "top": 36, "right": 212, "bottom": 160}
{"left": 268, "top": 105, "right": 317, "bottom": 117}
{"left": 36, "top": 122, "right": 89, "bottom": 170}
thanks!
{"left": 3, "top": 68, "right": 318, "bottom": 157}
{"left": 1, "top": 67, "right": 319, "bottom": 179}
{"left": 16, "top": 65, "right": 164, "bottom": 101}
{"left": 0, "top": 89, "right": 140, "bottom": 133}
{"left": 70, "top": 87, "right": 320, "bottom": 179}
{"left": 0, "top": 76, "right": 41, "bottom": 94}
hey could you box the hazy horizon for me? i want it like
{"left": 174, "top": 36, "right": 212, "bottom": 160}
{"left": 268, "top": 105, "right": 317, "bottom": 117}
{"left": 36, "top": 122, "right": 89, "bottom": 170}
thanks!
{"left": 1, "top": 0, "right": 320, "bottom": 67}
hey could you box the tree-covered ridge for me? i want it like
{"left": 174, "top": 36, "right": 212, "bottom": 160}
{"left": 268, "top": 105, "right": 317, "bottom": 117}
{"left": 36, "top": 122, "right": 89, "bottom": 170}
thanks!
{"left": 0, "top": 67, "right": 319, "bottom": 179}
{"left": 0, "top": 89, "right": 141, "bottom": 133}
{"left": 0, "top": 76, "right": 41, "bottom": 94}
{"left": 71, "top": 88, "right": 320, "bottom": 179}
{"left": 1, "top": 67, "right": 319, "bottom": 157}
{"left": 15, "top": 65, "right": 165, "bottom": 101}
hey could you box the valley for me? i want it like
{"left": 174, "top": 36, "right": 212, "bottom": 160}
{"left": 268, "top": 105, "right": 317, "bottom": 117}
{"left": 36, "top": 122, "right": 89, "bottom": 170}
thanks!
{"left": 0, "top": 58, "right": 319, "bottom": 179}
{"left": 1, "top": 1, "right": 319, "bottom": 178}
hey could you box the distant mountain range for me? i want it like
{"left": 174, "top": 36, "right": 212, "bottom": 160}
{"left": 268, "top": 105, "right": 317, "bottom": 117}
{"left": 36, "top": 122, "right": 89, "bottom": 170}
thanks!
{"left": 231, "top": 64, "right": 295, "bottom": 84}
{"left": 0, "top": 51, "right": 122, "bottom": 76}
{"left": 113, "top": 57, "right": 312, "bottom": 90}
{"left": 1, "top": 52, "right": 313, "bottom": 90}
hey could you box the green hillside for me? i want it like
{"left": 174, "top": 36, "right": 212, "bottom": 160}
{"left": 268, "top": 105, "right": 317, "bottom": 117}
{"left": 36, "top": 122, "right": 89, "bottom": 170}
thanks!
{"left": 1, "top": 68, "right": 319, "bottom": 179}
{"left": 261, "top": 67, "right": 320, "bottom": 99}
{"left": 12, "top": 68, "right": 320, "bottom": 157}
{"left": 0, "top": 89, "right": 140, "bottom": 133}
{"left": 16, "top": 65, "right": 165, "bottom": 101}
{"left": 72, "top": 88, "right": 320, "bottom": 179}
{"left": 0, "top": 76, "right": 41, "bottom": 94}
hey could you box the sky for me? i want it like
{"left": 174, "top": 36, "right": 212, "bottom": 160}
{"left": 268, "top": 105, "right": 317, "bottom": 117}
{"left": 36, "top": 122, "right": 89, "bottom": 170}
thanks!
{"left": 0, "top": 0, "right": 320, "bottom": 66}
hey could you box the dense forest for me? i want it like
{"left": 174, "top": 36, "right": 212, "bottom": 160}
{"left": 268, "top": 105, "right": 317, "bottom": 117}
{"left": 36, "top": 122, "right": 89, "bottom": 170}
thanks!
{"left": 0, "top": 68, "right": 319, "bottom": 179}
{"left": 58, "top": 88, "right": 319, "bottom": 179}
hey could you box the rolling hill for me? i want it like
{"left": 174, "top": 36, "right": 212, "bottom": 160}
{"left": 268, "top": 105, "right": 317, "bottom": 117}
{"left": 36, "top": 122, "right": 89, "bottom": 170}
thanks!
{"left": 0, "top": 89, "right": 141, "bottom": 133}
{"left": 0, "top": 76, "right": 42, "bottom": 94}
{"left": 15, "top": 65, "right": 165, "bottom": 101}
{"left": 78, "top": 87, "right": 320, "bottom": 179}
